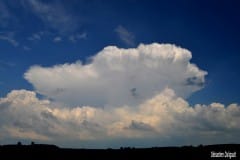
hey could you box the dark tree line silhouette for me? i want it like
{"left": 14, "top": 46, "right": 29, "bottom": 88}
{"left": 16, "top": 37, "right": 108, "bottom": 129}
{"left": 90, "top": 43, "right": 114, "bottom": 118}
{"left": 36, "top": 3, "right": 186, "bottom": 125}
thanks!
{"left": 0, "top": 142, "right": 239, "bottom": 160}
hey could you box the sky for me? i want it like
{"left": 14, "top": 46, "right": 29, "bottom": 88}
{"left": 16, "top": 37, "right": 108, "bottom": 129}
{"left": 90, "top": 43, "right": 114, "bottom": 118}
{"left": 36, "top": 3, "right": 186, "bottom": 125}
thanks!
{"left": 0, "top": 0, "right": 240, "bottom": 148}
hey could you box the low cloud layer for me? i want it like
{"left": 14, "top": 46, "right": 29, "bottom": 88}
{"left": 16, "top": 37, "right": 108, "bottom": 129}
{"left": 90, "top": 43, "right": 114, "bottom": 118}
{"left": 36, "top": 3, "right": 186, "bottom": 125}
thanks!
{"left": 0, "top": 89, "right": 239, "bottom": 147}
{"left": 24, "top": 43, "right": 207, "bottom": 107}
{"left": 0, "top": 43, "right": 239, "bottom": 147}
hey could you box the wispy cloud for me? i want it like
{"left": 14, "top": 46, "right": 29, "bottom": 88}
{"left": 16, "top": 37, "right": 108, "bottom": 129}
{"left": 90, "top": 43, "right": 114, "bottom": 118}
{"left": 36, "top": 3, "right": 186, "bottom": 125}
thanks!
{"left": 23, "top": 46, "right": 31, "bottom": 51}
{"left": 23, "top": 0, "right": 79, "bottom": 34}
{"left": 0, "top": 32, "right": 19, "bottom": 47}
{"left": 53, "top": 36, "right": 62, "bottom": 43}
{"left": 0, "top": 1, "right": 85, "bottom": 49}
{"left": 115, "top": 25, "right": 135, "bottom": 46}
{"left": 28, "top": 33, "right": 41, "bottom": 41}
{"left": 0, "top": 60, "right": 15, "bottom": 71}
{"left": 0, "top": 1, "right": 11, "bottom": 27}
{"left": 69, "top": 32, "right": 87, "bottom": 43}
{"left": 27, "top": 31, "right": 53, "bottom": 42}
{"left": 0, "top": 1, "right": 20, "bottom": 30}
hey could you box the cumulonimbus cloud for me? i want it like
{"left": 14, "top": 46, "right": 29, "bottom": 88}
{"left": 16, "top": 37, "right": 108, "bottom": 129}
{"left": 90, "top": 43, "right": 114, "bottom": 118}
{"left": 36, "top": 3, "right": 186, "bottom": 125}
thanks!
{"left": 0, "top": 43, "right": 239, "bottom": 147}
{"left": 24, "top": 43, "right": 207, "bottom": 107}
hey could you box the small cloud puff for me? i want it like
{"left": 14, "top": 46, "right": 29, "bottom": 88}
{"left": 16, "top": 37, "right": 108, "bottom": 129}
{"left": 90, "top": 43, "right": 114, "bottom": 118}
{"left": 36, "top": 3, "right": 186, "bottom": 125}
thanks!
{"left": 53, "top": 36, "right": 62, "bottom": 42}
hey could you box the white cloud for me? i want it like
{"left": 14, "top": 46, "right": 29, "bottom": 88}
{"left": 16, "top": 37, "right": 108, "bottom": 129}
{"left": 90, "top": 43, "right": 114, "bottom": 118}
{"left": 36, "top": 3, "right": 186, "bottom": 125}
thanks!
{"left": 0, "top": 32, "right": 19, "bottom": 47}
{"left": 0, "top": 89, "right": 239, "bottom": 147}
{"left": 0, "top": 60, "right": 15, "bottom": 70}
{"left": 23, "top": 46, "right": 31, "bottom": 51}
{"left": 25, "top": 43, "right": 207, "bottom": 107}
{"left": 76, "top": 32, "right": 87, "bottom": 39}
{"left": 28, "top": 33, "right": 41, "bottom": 41}
{"left": 23, "top": 0, "right": 78, "bottom": 34}
{"left": 53, "top": 36, "right": 62, "bottom": 42}
{"left": 115, "top": 25, "right": 135, "bottom": 46}
{"left": 0, "top": 35, "right": 18, "bottom": 46}
{"left": 69, "top": 32, "right": 87, "bottom": 43}
{"left": 69, "top": 35, "right": 76, "bottom": 42}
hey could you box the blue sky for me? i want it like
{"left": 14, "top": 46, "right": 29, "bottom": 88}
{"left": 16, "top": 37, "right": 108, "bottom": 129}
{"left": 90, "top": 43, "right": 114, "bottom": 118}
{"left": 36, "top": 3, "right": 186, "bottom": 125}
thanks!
{"left": 0, "top": 0, "right": 240, "bottom": 147}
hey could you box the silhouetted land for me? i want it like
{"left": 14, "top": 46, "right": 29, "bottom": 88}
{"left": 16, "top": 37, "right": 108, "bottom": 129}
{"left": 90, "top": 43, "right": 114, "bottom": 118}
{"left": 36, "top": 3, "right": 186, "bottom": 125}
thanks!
{"left": 0, "top": 143, "right": 239, "bottom": 160}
